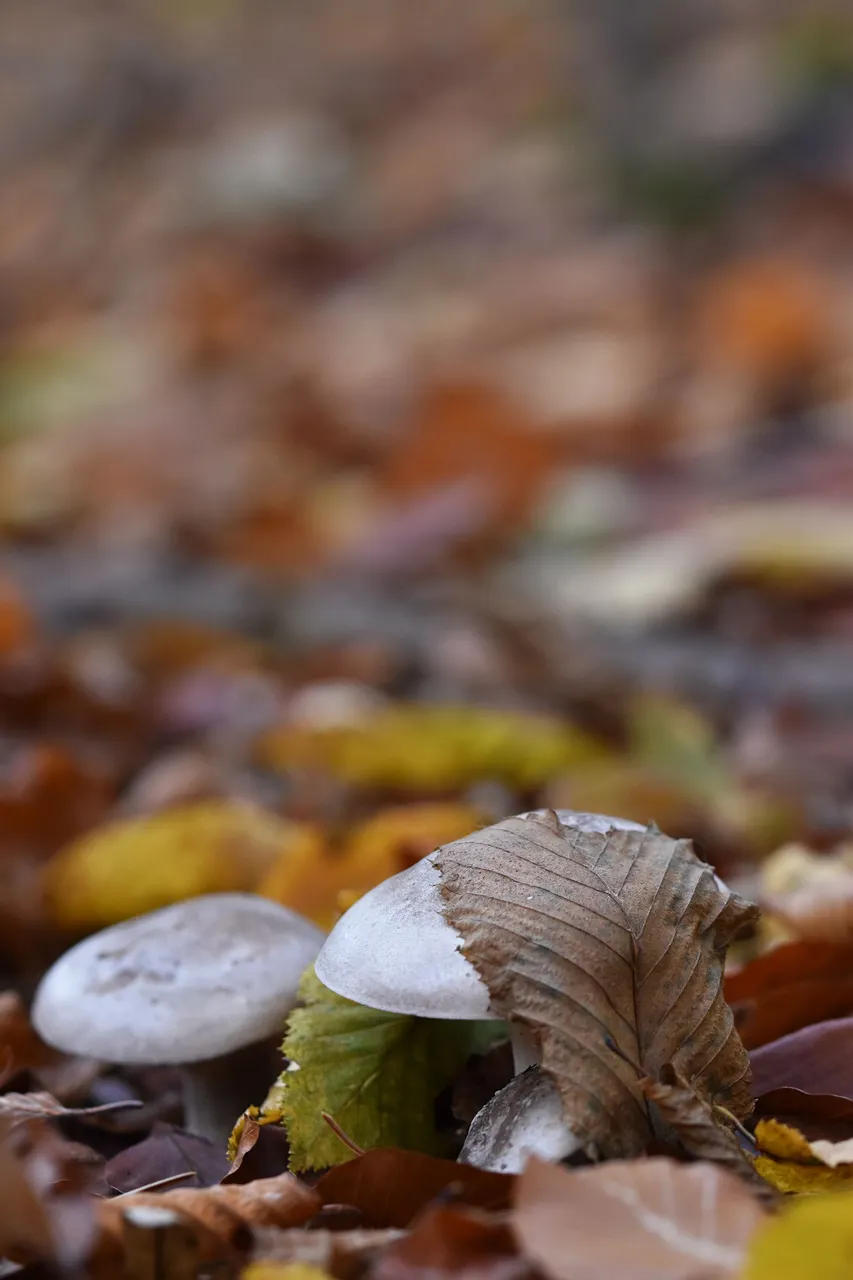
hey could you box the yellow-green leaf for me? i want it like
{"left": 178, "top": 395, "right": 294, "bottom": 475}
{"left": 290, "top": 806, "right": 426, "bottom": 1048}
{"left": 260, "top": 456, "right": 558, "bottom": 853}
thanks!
{"left": 741, "top": 1189, "right": 853, "bottom": 1279}
{"left": 279, "top": 967, "right": 503, "bottom": 1172}
{"left": 258, "top": 704, "right": 605, "bottom": 792}
{"left": 43, "top": 800, "right": 316, "bottom": 930}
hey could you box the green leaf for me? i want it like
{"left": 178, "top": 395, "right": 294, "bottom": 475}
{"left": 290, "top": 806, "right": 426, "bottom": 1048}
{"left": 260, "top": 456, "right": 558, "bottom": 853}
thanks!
{"left": 278, "top": 967, "right": 504, "bottom": 1172}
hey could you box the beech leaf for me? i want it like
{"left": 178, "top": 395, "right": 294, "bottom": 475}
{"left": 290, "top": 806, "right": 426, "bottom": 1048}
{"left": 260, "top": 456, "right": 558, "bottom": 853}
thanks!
{"left": 512, "top": 1155, "right": 766, "bottom": 1280}
{"left": 639, "top": 1065, "right": 760, "bottom": 1184}
{"left": 753, "top": 1119, "right": 853, "bottom": 1193}
{"left": 279, "top": 968, "right": 503, "bottom": 1172}
{"left": 435, "top": 815, "right": 757, "bottom": 1158}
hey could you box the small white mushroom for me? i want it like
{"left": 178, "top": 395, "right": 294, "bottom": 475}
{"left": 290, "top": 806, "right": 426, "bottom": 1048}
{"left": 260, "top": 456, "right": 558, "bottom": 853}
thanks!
{"left": 314, "top": 809, "right": 645, "bottom": 1165}
{"left": 32, "top": 893, "right": 324, "bottom": 1146}
{"left": 459, "top": 1067, "right": 581, "bottom": 1174}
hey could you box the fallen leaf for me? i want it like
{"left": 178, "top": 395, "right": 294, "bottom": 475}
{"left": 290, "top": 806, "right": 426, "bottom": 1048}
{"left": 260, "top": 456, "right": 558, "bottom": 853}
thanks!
{"left": 0, "top": 990, "right": 61, "bottom": 1077}
{"left": 373, "top": 1203, "right": 531, "bottom": 1280}
{"left": 379, "top": 383, "right": 558, "bottom": 549}
{"left": 260, "top": 804, "right": 482, "bottom": 931}
{"left": 753, "top": 1118, "right": 853, "bottom": 1193}
{"left": 105, "top": 1122, "right": 230, "bottom": 1192}
{"left": 740, "top": 1189, "right": 853, "bottom": 1280}
{"left": 315, "top": 1148, "right": 514, "bottom": 1228}
{"left": 512, "top": 1155, "right": 766, "bottom": 1280}
{"left": 258, "top": 705, "right": 605, "bottom": 793}
{"left": 279, "top": 967, "right": 502, "bottom": 1171}
{"left": 243, "top": 1265, "right": 333, "bottom": 1280}
{"left": 43, "top": 800, "right": 312, "bottom": 929}
{"left": 246, "top": 1227, "right": 401, "bottom": 1275}
{"left": 435, "top": 815, "right": 757, "bottom": 1157}
{"left": 224, "top": 1111, "right": 291, "bottom": 1184}
{"left": 639, "top": 1064, "right": 758, "bottom": 1182}
{"left": 750, "top": 1017, "right": 853, "bottom": 1100}
{"left": 725, "top": 941, "right": 853, "bottom": 1049}
{"left": 95, "top": 1171, "right": 321, "bottom": 1267}
{"left": 754, "top": 1088, "right": 853, "bottom": 1143}
{"left": 0, "top": 1118, "right": 99, "bottom": 1267}
{"left": 766, "top": 878, "right": 853, "bottom": 945}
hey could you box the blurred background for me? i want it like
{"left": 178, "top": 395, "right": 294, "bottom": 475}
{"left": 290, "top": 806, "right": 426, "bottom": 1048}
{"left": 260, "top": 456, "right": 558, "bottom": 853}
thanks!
{"left": 3, "top": 0, "right": 853, "bottom": 969}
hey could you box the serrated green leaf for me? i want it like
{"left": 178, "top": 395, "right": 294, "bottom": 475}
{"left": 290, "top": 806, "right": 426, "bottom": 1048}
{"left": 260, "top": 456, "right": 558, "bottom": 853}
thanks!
{"left": 278, "top": 967, "right": 505, "bottom": 1172}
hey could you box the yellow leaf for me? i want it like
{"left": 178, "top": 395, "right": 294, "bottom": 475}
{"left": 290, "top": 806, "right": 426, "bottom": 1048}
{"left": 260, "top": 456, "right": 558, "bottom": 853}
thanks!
{"left": 43, "top": 801, "right": 317, "bottom": 930}
{"left": 243, "top": 1265, "right": 332, "bottom": 1280}
{"left": 259, "top": 803, "right": 482, "bottom": 930}
{"left": 741, "top": 1190, "right": 853, "bottom": 1279}
{"left": 257, "top": 704, "right": 605, "bottom": 792}
{"left": 754, "top": 1119, "right": 853, "bottom": 1194}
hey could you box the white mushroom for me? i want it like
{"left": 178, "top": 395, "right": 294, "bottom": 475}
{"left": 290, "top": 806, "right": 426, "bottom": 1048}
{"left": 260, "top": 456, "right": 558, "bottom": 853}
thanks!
{"left": 32, "top": 893, "right": 324, "bottom": 1146}
{"left": 314, "top": 809, "right": 645, "bottom": 1166}
{"left": 459, "top": 1067, "right": 581, "bottom": 1174}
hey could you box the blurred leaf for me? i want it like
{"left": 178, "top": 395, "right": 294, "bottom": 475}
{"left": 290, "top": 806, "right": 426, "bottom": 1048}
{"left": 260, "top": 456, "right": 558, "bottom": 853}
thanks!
{"left": 259, "top": 803, "right": 483, "bottom": 930}
{"left": 727, "top": 947, "right": 853, "bottom": 1049}
{"left": 750, "top": 1017, "right": 853, "bottom": 1102}
{"left": 741, "top": 1189, "right": 853, "bottom": 1280}
{"left": 279, "top": 968, "right": 503, "bottom": 1172}
{"left": 258, "top": 704, "right": 606, "bottom": 792}
{"left": 512, "top": 1156, "right": 766, "bottom": 1280}
{"left": 43, "top": 800, "right": 316, "bottom": 930}
{"left": 315, "top": 1148, "right": 513, "bottom": 1228}
{"left": 754, "top": 1119, "right": 853, "bottom": 1193}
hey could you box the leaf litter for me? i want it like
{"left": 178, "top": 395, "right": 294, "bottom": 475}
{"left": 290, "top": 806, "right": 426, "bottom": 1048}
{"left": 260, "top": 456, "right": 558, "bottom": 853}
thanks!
{"left": 4, "top": 1, "right": 853, "bottom": 1276}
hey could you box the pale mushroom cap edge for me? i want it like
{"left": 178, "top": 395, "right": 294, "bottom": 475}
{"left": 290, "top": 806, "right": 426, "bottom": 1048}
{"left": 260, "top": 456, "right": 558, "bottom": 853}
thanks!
{"left": 32, "top": 893, "right": 325, "bottom": 1064}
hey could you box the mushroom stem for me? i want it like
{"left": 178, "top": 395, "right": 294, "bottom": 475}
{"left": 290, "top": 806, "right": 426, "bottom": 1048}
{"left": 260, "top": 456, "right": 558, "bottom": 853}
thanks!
{"left": 179, "top": 1041, "right": 277, "bottom": 1148}
{"left": 508, "top": 1023, "right": 539, "bottom": 1074}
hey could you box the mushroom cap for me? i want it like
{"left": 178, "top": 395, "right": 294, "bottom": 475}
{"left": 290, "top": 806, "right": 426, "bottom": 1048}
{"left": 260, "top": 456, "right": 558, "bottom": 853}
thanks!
{"left": 314, "top": 809, "right": 645, "bottom": 1019}
{"left": 32, "top": 893, "right": 325, "bottom": 1064}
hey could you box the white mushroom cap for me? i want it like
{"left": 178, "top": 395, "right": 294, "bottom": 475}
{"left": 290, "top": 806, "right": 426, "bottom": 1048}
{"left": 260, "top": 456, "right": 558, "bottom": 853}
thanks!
{"left": 32, "top": 893, "right": 324, "bottom": 1064}
{"left": 314, "top": 810, "right": 645, "bottom": 1019}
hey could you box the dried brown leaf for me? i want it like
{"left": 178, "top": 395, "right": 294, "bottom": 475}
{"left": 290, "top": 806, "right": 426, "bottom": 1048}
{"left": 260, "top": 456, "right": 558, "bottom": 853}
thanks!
{"left": 435, "top": 815, "right": 757, "bottom": 1158}
{"left": 639, "top": 1064, "right": 760, "bottom": 1185}
{"left": 512, "top": 1155, "right": 767, "bottom": 1280}
{"left": 0, "top": 1118, "right": 100, "bottom": 1268}
{"left": 725, "top": 941, "right": 853, "bottom": 1049}
{"left": 374, "top": 1204, "right": 532, "bottom": 1280}
{"left": 94, "top": 1171, "right": 320, "bottom": 1269}
{"left": 315, "top": 1149, "right": 514, "bottom": 1229}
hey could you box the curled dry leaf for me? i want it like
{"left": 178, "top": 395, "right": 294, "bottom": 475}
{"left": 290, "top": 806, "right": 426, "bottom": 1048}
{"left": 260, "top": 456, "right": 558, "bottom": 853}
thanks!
{"left": 638, "top": 1064, "right": 762, "bottom": 1187}
{"left": 512, "top": 1155, "right": 767, "bottom": 1280}
{"left": 94, "top": 1171, "right": 321, "bottom": 1270}
{"left": 726, "top": 941, "right": 853, "bottom": 1049}
{"left": 435, "top": 815, "right": 757, "bottom": 1158}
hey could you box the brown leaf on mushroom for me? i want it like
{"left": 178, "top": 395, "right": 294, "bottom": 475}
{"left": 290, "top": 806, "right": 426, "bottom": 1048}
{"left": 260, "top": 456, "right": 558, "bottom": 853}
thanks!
{"left": 434, "top": 813, "right": 757, "bottom": 1158}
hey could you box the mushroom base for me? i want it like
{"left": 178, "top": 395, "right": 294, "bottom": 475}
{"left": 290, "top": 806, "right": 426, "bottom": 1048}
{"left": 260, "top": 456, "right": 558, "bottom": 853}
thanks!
{"left": 181, "top": 1040, "right": 279, "bottom": 1148}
